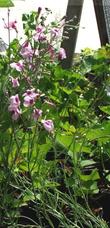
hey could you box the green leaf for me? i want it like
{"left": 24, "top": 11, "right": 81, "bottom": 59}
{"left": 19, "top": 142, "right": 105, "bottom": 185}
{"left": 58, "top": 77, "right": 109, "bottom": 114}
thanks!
{"left": 60, "top": 122, "right": 76, "bottom": 133}
{"left": 68, "top": 144, "right": 91, "bottom": 158}
{"left": 0, "top": 0, "right": 14, "bottom": 7}
{"left": 99, "top": 105, "right": 110, "bottom": 115}
{"left": 86, "top": 122, "right": 110, "bottom": 141}
{"left": 80, "top": 159, "right": 96, "bottom": 167}
{"left": 60, "top": 86, "right": 72, "bottom": 95}
{"left": 90, "top": 182, "right": 99, "bottom": 194}
{"left": 56, "top": 134, "right": 91, "bottom": 159}
{"left": 22, "top": 14, "right": 29, "bottom": 21}
{"left": 56, "top": 134, "right": 73, "bottom": 149}
{"left": 80, "top": 169, "right": 100, "bottom": 181}
{"left": 38, "top": 140, "right": 52, "bottom": 158}
{"left": 106, "top": 174, "right": 110, "bottom": 182}
{"left": 23, "top": 191, "right": 41, "bottom": 203}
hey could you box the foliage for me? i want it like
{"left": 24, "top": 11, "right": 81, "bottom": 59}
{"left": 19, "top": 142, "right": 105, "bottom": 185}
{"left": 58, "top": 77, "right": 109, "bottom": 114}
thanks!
{"left": 0, "top": 0, "right": 25, "bottom": 7}
{"left": 0, "top": 0, "right": 14, "bottom": 7}
{"left": 0, "top": 6, "right": 110, "bottom": 227}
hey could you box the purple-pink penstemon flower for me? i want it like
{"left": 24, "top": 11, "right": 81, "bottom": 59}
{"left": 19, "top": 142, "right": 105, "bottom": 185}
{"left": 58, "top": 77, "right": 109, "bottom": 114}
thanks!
{"left": 11, "top": 108, "right": 21, "bottom": 121}
{"left": 41, "top": 119, "right": 54, "bottom": 133}
{"left": 58, "top": 48, "right": 66, "bottom": 60}
{"left": 23, "top": 96, "right": 35, "bottom": 107}
{"left": 32, "top": 108, "right": 42, "bottom": 121}
{"left": 20, "top": 46, "right": 34, "bottom": 58}
{"left": 10, "top": 76, "right": 20, "bottom": 88}
{"left": 34, "top": 25, "right": 46, "bottom": 42}
{"left": 8, "top": 94, "right": 20, "bottom": 108}
{"left": 20, "top": 42, "right": 37, "bottom": 59}
{"left": 48, "top": 45, "right": 55, "bottom": 59}
{"left": 4, "top": 20, "right": 18, "bottom": 32}
{"left": 36, "top": 25, "right": 44, "bottom": 33}
{"left": 8, "top": 94, "right": 21, "bottom": 120}
{"left": 34, "top": 33, "right": 46, "bottom": 42}
{"left": 22, "top": 40, "right": 29, "bottom": 48}
{"left": 23, "top": 89, "right": 40, "bottom": 107}
{"left": 51, "top": 28, "right": 60, "bottom": 37}
{"left": 10, "top": 60, "right": 24, "bottom": 72}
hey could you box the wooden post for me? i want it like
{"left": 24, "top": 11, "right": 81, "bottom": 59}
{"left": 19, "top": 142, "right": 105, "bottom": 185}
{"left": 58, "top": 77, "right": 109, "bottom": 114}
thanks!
{"left": 61, "top": 0, "right": 84, "bottom": 68}
{"left": 93, "top": 0, "right": 109, "bottom": 45}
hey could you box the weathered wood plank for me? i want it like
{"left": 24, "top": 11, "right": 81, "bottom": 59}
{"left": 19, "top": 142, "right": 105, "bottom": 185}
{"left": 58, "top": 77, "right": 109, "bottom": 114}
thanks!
{"left": 61, "top": 0, "right": 84, "bottom": 68}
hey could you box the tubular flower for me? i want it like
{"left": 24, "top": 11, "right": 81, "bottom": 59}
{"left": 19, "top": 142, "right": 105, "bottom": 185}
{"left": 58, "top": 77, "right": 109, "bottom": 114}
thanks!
{"left": 51, "top": 28, "right": 60, "bottom": 37}
{"left": 11, "top": 108, "right": 21, "bottom": 120}
{"left": 41, "top": 119, "right": 54, "bottom": 133}
{"left": 4, "top": 20, "right": 18, "bottom": 32}
{"left": 34, "top": 25, "right": 46, "bottom": 42}
{"left": 23, "top": 89, "right": 39, "bottom": 107}
{"left": 8, "top": 94, "right": 20, "bottom": 109}
{"left": 10, "top": 60, "right": 24, "bottom": 72}
{"left": 34, "top": 33, "right": 46, "bottom": 42}
{"left": 20, "top": 43, "right": 34, "bottom": 58}
{"left": 36, "top": 25, "right": 44, "bottom": 33}
{"left": 10, "top": 77, "right": 20, "bottom": 88}
{"left": 22, "top": 41, "right": 29, "bottom": 48}
{"left": 32, "top": 108, "right": 42, "bottom": 121}
{"left": 8, "top": 94, "right": 21, "bottom": 120}
{"left": 48, "top": 45, "right": 55, "bottom": 59}
{"left": 58, "top": 48, "right": 66, "bottom": 60}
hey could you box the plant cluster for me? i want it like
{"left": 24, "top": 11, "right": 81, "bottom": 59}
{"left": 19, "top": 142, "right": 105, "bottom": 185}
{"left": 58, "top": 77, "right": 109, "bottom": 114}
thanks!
{"left": 0, "top": 6, "right": 110, "bottom": 228}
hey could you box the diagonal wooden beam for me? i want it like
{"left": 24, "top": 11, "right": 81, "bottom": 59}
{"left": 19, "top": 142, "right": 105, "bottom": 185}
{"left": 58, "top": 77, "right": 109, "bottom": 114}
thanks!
{"left": 93, "top": 0, "right": 109, "bottom": 45}
{"left": 61, "top": 0, "right": 84, "bottom": 68}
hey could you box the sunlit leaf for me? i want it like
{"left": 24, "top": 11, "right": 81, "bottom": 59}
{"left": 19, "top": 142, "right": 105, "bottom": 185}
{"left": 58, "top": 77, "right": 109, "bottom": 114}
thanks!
{"left": 80, "top": 159, "right": 96, "bottom": 167}
{"left": 99, "top": 105, "right": 110, "bottom": 115}
{"left": 86, "top": 122, "right": 110, "bottom": 141}
{"left": 80, "top": 169, "right": 100, "bottom": 181}
{"left": 0, "top": 0, "right": 14, "bottom": 7}
{"left": 106, "top": 174, "right": 110, "bottom": 182}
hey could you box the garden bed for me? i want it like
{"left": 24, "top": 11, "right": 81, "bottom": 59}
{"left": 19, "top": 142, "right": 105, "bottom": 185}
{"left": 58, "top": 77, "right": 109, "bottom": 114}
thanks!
{"left": 0, "top": 6, "right": 110, "bottom": 228}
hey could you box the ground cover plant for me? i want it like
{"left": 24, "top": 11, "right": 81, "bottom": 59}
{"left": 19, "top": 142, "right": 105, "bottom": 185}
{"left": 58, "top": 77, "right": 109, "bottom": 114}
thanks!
{"left": 0, "top": 4, "right": 110, "bottom": 228}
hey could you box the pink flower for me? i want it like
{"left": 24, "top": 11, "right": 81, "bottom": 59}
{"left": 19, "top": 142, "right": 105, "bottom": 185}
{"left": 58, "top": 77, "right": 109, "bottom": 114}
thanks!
{"left": 8, "top": 94, "right": 20, "bottom": 110}
{"left": 32, "top": 108, "right": 42, "bottom": 121}
{"left": 23, "top": 89, "right": 39, "bottom": 107}
{"left": 23, "top": 88, "right": 38, "bottom": 98}
{"left": 10, "top": 60, "right": 24, "bottom": 72}
{"left": 36, "top": 25, "right": 44, "bottom": 33}
{"left": 41, "top": 119, "right": 54, "bottom": 133}
{"left": 23, "top": 96, "right": 35, "bottom": 107}
{"left": 20, "top": 42, "right": 34, "bottom": 58}
{"left": 8, "top": 94, "right": 21, "bottom": 120}
{"left": 34, "top": 25, "right": 46, "bottom": 42}
{"left": 4, "top": 20, "right": 17, "bottom": 32}
{"left": 12, "top": 108, "right": 21, "bottom": 120}
{"left": 51, "top": 28, "right": 60, "bottom": 37}
{"left": 48, "top": 45, "right": 55, "bottom": 59}
{"left": 22, "top": 41, "right": 29, "bottom": 48}
{"left": 34, "top": 33, "right": 46, "bottom": 42}
{"left": 29, "top": 63, "right": 34, "bottom": 70}
{"left": 10, "top": 77, "right": 20, "bottom": 88}
{"left": 58, "top": 48, "right": 66, "bottom": 60}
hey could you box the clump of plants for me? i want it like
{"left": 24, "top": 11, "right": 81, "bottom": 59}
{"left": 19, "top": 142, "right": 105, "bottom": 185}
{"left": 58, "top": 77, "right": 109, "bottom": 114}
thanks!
{"left": 0, "top": 5, "right": 110, "bottom": 228}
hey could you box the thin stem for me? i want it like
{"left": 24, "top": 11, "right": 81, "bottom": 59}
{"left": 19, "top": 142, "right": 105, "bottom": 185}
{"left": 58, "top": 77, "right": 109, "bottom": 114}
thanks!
{"left": 8, "top": 8, "right": 11, "bottom": 64}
